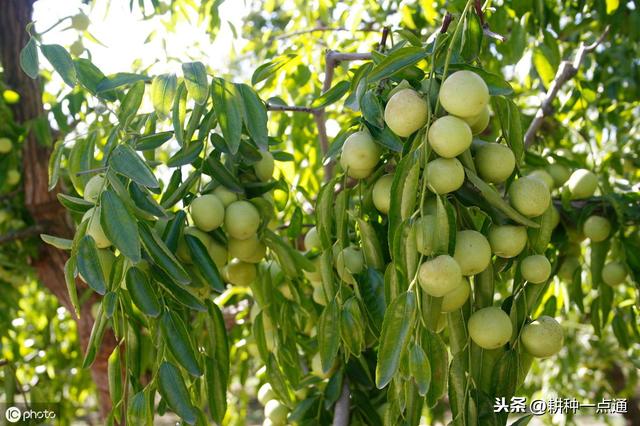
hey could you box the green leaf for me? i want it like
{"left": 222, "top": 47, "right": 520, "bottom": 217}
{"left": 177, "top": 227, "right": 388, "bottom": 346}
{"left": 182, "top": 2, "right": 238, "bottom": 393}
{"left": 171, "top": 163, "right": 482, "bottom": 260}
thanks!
{"left": 20, "top": 38, "right": 39, "bottom": 79}
{"left": 205, "top": 300, "right": 230, "bottom": 378}
{"left": 161, "top": 312, "right": 202, "bottom": 377}
{"left": 110, "top": 144, "right": 160, "bottom": 188}
{"left": 63, "top": 259, "right": 81, "bottom": 317}
{"left": 366, "top": 123, "right": 403, "bottom": 152}
{"left": 211, "top": 78, "right": 243, "bottom": 154}
{"left": 357, "top": 219, "right": 385, "bottom": 270}
{"left": 82, "top": 304, "right": 107, "bottom": 368}
{"left": 251, "top": 54, "right": 297, "bottom": 86}
{"left": 182, "top": 62, "right": 209, "bottom": 105}
{"left": 57, "top": 193, "right": 94, "bottom": 213}
{"left": 185, "top": 235, "right": 225, "bottom": 293}
{"left": 118, "top": 80, "right": 145, "bottom": 122}
{"left": 68, "top": 135, "right": 96, "bottom": 196}
{"left": 40, "top": 234, "right": 72, "bottom": 250}
{"left": 423, "top": 329, "right": 448, "bottom": 407}
{"left": 172, "top": 82, "right": 187, "bottom": 146}
{"left": 125, "top": 266, "right": 161, "bottom": 317}
{"left": 359, "top": 268, "right": 386, "bottom": 332}
{"left": 157, "top": 362, "right": 197, "bottom": 425}
{"left": 368, "top": 46, "right": 427, "bottom": 83}
{"left": 205, "top": 356, "right": 227, "bottom": 423}
{"left": 203, "top": 154, "right": 243, "bottom": 192}
{"left": 375, "top": 291, "right": 416, "bottom": 388}
{"left": 74, "top": 59, "right": 107, "bottom": 95}
{"left": 490, "top": 350, "right": 518, "bottom": 400}
{"left": 107, "top": 347, "right": 123, "bottom": 407}
{"left": 96, "top": 72, "right": 147, "bottom": 93}
{"left": 236, "top": 83, "right": 268, "bottom": 150}
{"left": 360, "top": 90, "right": 385, "bottom": 128}
{"left": 166, "top": 140, "right": 204, "bottom": 168}
{"left": 40, "top": 44, "right": 77, "bottom": 87}
{"left": 448, "top": 351, "right": 467, "bottom": 420}
{"left": 408, "top": 343, "right": 431, "bottom": 396}
{"left": 318, "top": 300, "right": 340, "bottom": 373}
{"left": 48, "top": 139, "right": 65, "bottom": 191}
{"left": 151, "top": 73, "right": 177, "bottom": 119}
{"left": 135, "top": 131, "right": 174, "bottom": 151}
{"left": 77, "top": 235, "right": 107, "bottom": 295}
{"left": 311, "top": 80, "right": 350, "bottom": 109}
{"left": 139, "top": 224, "right": 191, "bottom": 285}
{"left": 99, "top": 190, "right": 141, "bottom": 262}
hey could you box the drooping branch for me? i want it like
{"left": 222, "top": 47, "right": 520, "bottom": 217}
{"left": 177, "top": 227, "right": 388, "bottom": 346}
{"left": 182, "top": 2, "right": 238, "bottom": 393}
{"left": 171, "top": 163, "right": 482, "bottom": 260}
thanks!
{"left": 524, "top": 27, "right": 610, "bottom": 147}
{"left": 0, "top": 225, "right": 43, "bottom": 244}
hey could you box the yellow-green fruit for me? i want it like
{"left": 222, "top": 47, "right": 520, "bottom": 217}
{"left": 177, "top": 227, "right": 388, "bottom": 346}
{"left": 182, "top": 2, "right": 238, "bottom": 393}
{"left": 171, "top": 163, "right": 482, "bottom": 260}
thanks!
{"left": 549, "top": 205, "right": 560, "bottom": 229}
{"left": 70, "top": 39, "right": 84, "bottom": 56}
{"left": 243, "top": 242, "right": 267, "bottom": 263}
{"left": 255, "top": 150, "right": 275, "bottom": 181}
{"left": 474, "top": 143, "right": 515, "bottom": 184}
{"left": 528, "top": 169, "right": 554, "bottom": 189}
{"left": 336, "top": 246, "right": 364, "bottom": 284}
{"left": 439, "top": 70, "right": 490, "bottom": 117}
{"left": 0, "top": 137, "right": 12, "bottom": 154}
{"left": 509, "top": 176, "right": 551, "bottom": 217}
{"left": 2, "top": 90, "right": 19, "bottom": 104}
{"left": 311, "top": 352, "right": 328, "bottom": 377}
{"left": 71, "top": 13, "right": 90, "bottom": 30}
{"left": 257, "top": 383, "right": 275, "bottom": 406}
{"left": 558, "top": 256, "right": 580, "bottom": 281}
{"left": 6, "top": 170, "right": 20, "bottom": 186}
{"left": 461, "top": 106, "right": 490, "bottom": 134}
{"left": 547, "top": 164, "right": 571, "bottom": 187}
{"left": 583, "top": 215, "right": 611, "bottom": 242}
{"left": 521, "top": 255, "right": 551, "bottom": 284}
{"left": 190, "top": 194, "right": 224, "bottom": 232}
{"left": 264, "top": 399, "right": 289, "bottom": 425}
{"left": 304, "top": 257, "right": 322, "bottom": 282}
{"left": 304, "top": 226, "right": 322, "bottom": 251}
{"left": 278, "top": 283, "right": 294, "bottom": 300}
{"left": 83, "top": 174, "right": 105, "bottom": 203}
{"left": 223, "top": 259, "right": 257, "bottom": 286}
{"left": 567, "top": 169, "right": 597, "bottom": 199}
{"left": 228, "top": 234, "right": 264, "bottom": 263}
{"left": 207, "top": 240, "right": 228, "bottom": 269}
{"left": 83, "top": 207, "right": 111, "bottom": 248}
{"left": 602, "top": 262, "right": 627, "bottom": 286}
{"left": 453, "top": 230, "right": 492, "bottom": 276}
{"left": 225, "top": 201, "right": 261, "bottom": 240}
{"left": 372, "top": 174, "right": 394, "bottom": 214}
{"left": 520, "top": 316, "right": 563, "bottom": 358}
{"left": 418, "top": 255, "right": 462, "bottom": 297}
{"left": 312, "top": 285, "right": 327, "bottom": 306}
{"left": 339, "top": 130, "right": 381, "bottom": 179}
{"left": 383, "top": 89, "right": 428, "bottom": 137}
{"left": 428, "top": 116, "right": 472, "bottom": 158}
{"left": 488, "top": 225, "right": 527, "bottom": 258}
{"left": 413, "top": 215, "right": 447, "bottom": 256}
{"left": 441, "top": 278, "right": 471, "bottom": 312}
{"left": 425, "top": 158, "right": 465, "bottom": 194}
{"left": 468, "top": 307, "right": 512, "bottom": 349}
{"left": 213, "top": 186, "right": 238, "bottom": 206}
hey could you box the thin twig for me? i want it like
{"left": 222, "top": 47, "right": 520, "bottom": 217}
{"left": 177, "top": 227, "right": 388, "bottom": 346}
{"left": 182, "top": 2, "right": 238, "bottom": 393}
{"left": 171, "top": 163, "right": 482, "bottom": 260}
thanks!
{"left": 0, "top": 225, "right": 43, "bottom": 244}
{"left": 273, "top": 25, "right": 378, "bottom": 41}
{"left": 524, "top": 26, "right": 610, "bottom": 147}
{"left": 75, "top": 166, "right": 107, "bottom": 177}
{"left": 266, "top": 104, "right": 316, "bottom": 113}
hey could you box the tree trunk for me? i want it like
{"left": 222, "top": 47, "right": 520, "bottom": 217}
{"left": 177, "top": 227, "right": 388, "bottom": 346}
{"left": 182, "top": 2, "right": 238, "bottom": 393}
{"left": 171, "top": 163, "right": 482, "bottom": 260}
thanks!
{"left": 0, "top": 0, "right": 114, "bottom": 419}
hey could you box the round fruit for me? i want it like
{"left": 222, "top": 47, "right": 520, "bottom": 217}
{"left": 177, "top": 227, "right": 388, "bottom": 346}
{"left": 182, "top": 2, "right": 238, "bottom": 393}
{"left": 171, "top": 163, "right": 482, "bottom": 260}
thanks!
{"left": 83, "top": 174, "right": 105, "bottom": 203}
{"left": 558, "top": 256, "right": 580, "bottom": 281}
{"left": 190, "top": 194, "right": 224, "bottom": 232}
{"left": 509, "top": 176, "right": 551, "bottom": 217}
{"left": 567, "top": 169, "right": 597, "bottom": 199}
{"left": 462, "top": 106, "right": 490, "bottom": 134}
{"left": 383, "top": 89, "right": 428, "bottom": 137}
{"left": 602, "top": 262, "right": 627, "bottom": 286}
{"left": 547, "top": 164, "right": 570, "bottom": 187}
{"left": 312, "top": 285, "right": 327, "bottom": 306}
{"left": 528, "top": 169, "right": 554, "bottom": 189}
{"left": 6, "top": 170, "right": 20, "bottom": 186}
{"left": 339, "top": 130, "right": 381, "bottom": 179}
{"left": 425, "top": 158, "right": 465, "bottom": 194}
{"left": 520, "top": 316, "right": 563, "bottom": 358}
{"left": 453, "top": 230, "right": 492, "bottom": 276}
{"left": 468, "top": 307, "right": 512, "bottom": 349}
{"left": 583, "top": 215, "right": 611, "bottom": 242}
{"left": 304, "top": 226, "right": 322, "bottom": 251}
{"left": 264, "top": 399, "right": 289, "bottom": 425}
{"left": 371, "top": 174, "right": 393, "bottom": 214}
{"left": 0, "top": 137, "right": 12, "bottom": 154}
{"left": 549, "top": 205, "right": 560, "bottom": 229}
{"left": 225, "top": 201, "right": 261, "bottom": 240}
{"left": 413, "top": 215, "right": 448, "bottom": 256}
{"left": 83, "top": 207, "right": 111, "bottom": 248}
{"left": 71, "top": 13, "right": 90, "bottom": 30}
{"left": 439, "top": 70, "right": 490, "bottom": 118}
{"left": 520, "top": 255, "right": 551, "bottom": 284}
{"left": 474, "top": 143, "right": 515, "bottom": 184}
{"left": 70, "top": 39, "right": 84, "bottom": 56}
{"left": 257, "top": 383, "right": 275, "bottom": 406}
{"left": 441, "top": 278, "right": 471, "bottom": 312}
{"left": 427, "top": 116, "right": 472, "bottom": 158}
{"left": 418, "top": 255, "right": 463, "bottom": 297}
{"left": 207, "top": 240, "right": 229, "bottom": 269}
{"left": 213, "top": 185, "right": 238, "bottom": 206}
{"left": 223, "top": 259, "right": 257, "bottom": 286}
{"left": 255, "top": 150, "right": 275, "bottom": 181}
{"left": 336, "top": 246, "right": 364, "bottom": 284}
{"left": 228, "top": 234, "right": 265, "bottom": 263}
{"left": 488, "top": 225, "right": 528, "bottom": 258}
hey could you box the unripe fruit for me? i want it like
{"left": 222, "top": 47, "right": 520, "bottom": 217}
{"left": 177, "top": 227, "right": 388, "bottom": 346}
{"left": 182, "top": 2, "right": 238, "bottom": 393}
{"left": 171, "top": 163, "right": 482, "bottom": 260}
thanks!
{"left": 83, "top": 207, "right": 111, "bottom": 248}
{"left": 223, "top": 259, "right": 257, "bottom": 286}
{"left": 190, "top": 194, "right": 224, "bottom": 232}
{"left": 488, "top": 225, "right": 528, "bottom": 258}
{"left": 255, "top": 150, "right": 275, "bottom": 181}
{"left": 264, "top": 399, "right": 289, "bottom": 425}
{"left": 509, "top": 176, "right": 551, "bottom": 217}
{"left": 372, "top": 174, "right": 394, "bottom": 214}
{"left": 213, "top": 185, "right": 238, "bottom": 206}
{"left": 339, "top": 130, "right": 381, "bottom": 179}
{"left": 383, "top": 89, "right": 428, "bottom": 137}
{"left": 474, "top": 143, "right": 515, "bottom": 184}
{"left": 257, "top": 383, "right": 275, "bottom": 406}
{"left": 228, "top": 234, "right": 265, "bottom": 263}
{"left": 0, "top": 137, "right": 12, "bottom": 153}
{"left": 418, "top": 255, "right": 462, "bottom": 297}
{"left": 520, "top": 255, "right": 551, "bottom": 284}
{"left": 462, "top": 105, "right": 490, "bottom": 134}
{"left": 71, "top": 13, "right": 90, "bottom": 31}
{"left": 225, "top": 201, "right": 261, "bottom": 240}
{"left": 336, "top": 246, "right": 364, "bottom": 284}
{"left": 312, "top": 285, "right": 327, "bottom": 306}
{"left": 520, "top": 316, "right": 563, "bottom": 358}
{"left": 303, "top": 257, "right": 322, "bottom": 282}
{"left": 413, "top": 215, "right": 448, "bottom": 256}
{"left": 453, "top": 230, "right": 492, "bottom": 276}
{"left": 547, "top": 164, "right": 571, "bottom": 187}
{"left": 528, "top": 169, "right": 554, "bottom": 189}
{"left": 303, "top": 226, "right": 322, "bottom": 251}
{"left": 427, "top": 116, "right": 472, "bottom": 158}
{"left": 70, "top": 39, "right": 84, "bottom": 56}
{"left": 439, "top": 70, "right": 490, "bottom": 117}
{"left": 425, "top": 158, "right": 465, "bottom": 194}
{"left": 567, "top": 169, "right": 597, "bottom": 199}
{"left": 602, "top": 262, "right": 627, "bottom": 286}
{"left": 83, "top": 174, "right": 105, "bottom": 203}
{"left": 441, "top": 278, "right": 471, "bottom": 312}
{"left": 583, "top": 215, "right": 611, "bottom": 242}
{"left": 468, "top": 307, "right": 512, "bottom": 349}
{"left": 549, "top": 205, "right": 560, "bottom": 229}
{"left": 6, "top": 170, "right": 20, "bottom": 186}
{"left": 558, "top": 256, "right": 580, "bottom": 281}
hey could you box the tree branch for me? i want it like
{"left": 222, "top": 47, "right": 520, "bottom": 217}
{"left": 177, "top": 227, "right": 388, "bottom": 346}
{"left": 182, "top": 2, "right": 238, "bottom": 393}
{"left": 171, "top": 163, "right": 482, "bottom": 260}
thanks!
{"left": 524, "top": 26, "right": 610, "bottom": 147}
{"left": 266, "top": 104, "right": 316, "bottom": 113}
{"left": 273, "top": 25, "right": 378, "bottom": 41}
{"left": 0, "top": 225, "right": 43, "bottom": 244}
{"left": 332, "top": 379, "right": 351, "bottom": 426}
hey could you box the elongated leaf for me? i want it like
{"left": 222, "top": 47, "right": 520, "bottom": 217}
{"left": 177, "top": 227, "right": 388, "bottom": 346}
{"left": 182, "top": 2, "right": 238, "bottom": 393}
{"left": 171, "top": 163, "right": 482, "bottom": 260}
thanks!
{"left": 185, "top": 235, "right": 225, "bottom": 293}
{"left": 161, "top": 312, "right": 202, "bottom": 376}
{"left": 376, "top": 291, "right": 416, "bottom": 388}
{"left": 139, "top": 224, "right": 191, "bottom": 285}
{"left": 167, "top": 140, "right": 204, "bottom": 168}
{"left": 63, "top": 259, "right": 81, "bottom": 317}
{"left": 211, "top": 78, "right": 242, "bottom": 154}
{"left": 96, "top": 73, "right": 147, "bottom": 92}
{"left": 315, "top": 178, "right": 335, "bottom": 249}
{"left": 368, "top": 47, "right": 427, "bottom": 83}
{"left": 311, "top": 80, "right": 350, "bottom": 109}
{"left": 359, "top": 268, "right": 386, "bottom": 332}
{"left": 366, "top": 123, "right": 403, "bottom": 152}
{"left": 126, "top": 266, "right": 161, "bottom": 317}
{"left": 423, "top": 329, "right": 448, "bottom": 407}
{"left": 118, "top": 80, "right": 145, "bottom": 122}
{"left": 236, "top": 83, "right": 268, "bottom": 149}
{"left": 100, "top": 190, "right": 141, "bottom": 261}
{"left": 135, "top": 131, "right": 174, "bottom": 151}
{"left": 110, "top": 144, "right": 160, "bottom": 188}
{"left": 491, "top": 350, "right": 518, "bottom": 400}
{"left": 409, "top": 343, "right": 431, "bottom": 396}
{"left": 151, "top": 73, "right": 177, "bottom": 119}
{"left": 205, "top": 300, "right": 230, "bottom": 376}
{"left": 157, "top": 362, "right": 197, "bottom": 425}
{"left": 182, "top": 62, "right": 209, "bottom": 105}
{"left": 77, "top": 235, "right": 107, "bottom": 295}
{"left": 448, "top": 352, "right": 467, "bottom": 420}
{"left": 57, "top": 193, "right": 93, "bottom": 213}
{"left": 82, "top": 304, "right": 107, "bottom": 368}
{"left": 251, "top": 54, "right": 297, "bottom": 85}
{"left": 41, "top": 44, "right": 77, "bottom": 87}
{"left": 41, "top": 234, "right": 72, "bottom": 250}
{"left": 203, "top": 154, "right": 243, "bottom": 192}
{"left": 20, "top": 38, "right": 39, "bottom": 79}
{"left": 360, "top": 90, "right": 384, "bottom": 128}
{"left": 318, "top": 300, "right": 340, "bottom": 373}
{"left": 156, "top": 275, "right": 206, "bottom": 311}
{"left": 48, "top": 139, "right": 65, "bottom": 190}
{"left": 74, "top": 59, "right": 107, "bottom": 95}
{"left": 129, "top": 183, "right": 167, "bottom": 218}
{"left": 108, "top": 347, "right": 123, "bottom": 407}
{"left": 68, "top": 135, "right": 96, "bottom": 195}
{"left": 357, "top": 219, "right": 385, "bottom": 270}
{"left": 205, "top": 356, "right": 227, "bottom": 423}
{"left": 172, "top": 82, "right": 187, "bottom": 145}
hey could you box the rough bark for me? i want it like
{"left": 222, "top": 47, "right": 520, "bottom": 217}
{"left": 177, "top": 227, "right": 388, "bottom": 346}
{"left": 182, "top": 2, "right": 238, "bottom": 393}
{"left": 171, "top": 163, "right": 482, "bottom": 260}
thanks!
{"left": 0, "top": 0, "right": 114, "bottom": 419}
